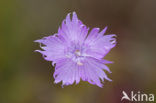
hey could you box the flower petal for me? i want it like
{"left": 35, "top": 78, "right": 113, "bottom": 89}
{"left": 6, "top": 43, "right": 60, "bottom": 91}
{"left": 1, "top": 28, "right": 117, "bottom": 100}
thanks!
{"left": 58, "top": 12, "right": 88, "bottom": 44}
{"left": 79, "top": 57, "right": 112, "bottom": 87}
{"left": 85, "top": 34, "right": 116, "bottom": 59}
{"left": 85, "top": 28, "right": 100, "bottom": 43}
{"left": 54, "top": 58, "right": 80, "bottom": 86}
{"left": 35, "top": 35, "right": 66, "bottom": 62}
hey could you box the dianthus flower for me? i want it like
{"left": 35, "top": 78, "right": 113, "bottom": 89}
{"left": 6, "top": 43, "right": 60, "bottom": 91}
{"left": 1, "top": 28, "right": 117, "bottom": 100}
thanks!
{"left": 35, "top": 12, "right": 116, "bottom": 87}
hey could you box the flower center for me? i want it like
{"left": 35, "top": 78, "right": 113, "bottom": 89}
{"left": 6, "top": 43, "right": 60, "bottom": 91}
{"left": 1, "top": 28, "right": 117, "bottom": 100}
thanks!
{"left": 65, "top": 44, "right": 85, "bottom": 66}
{"left": 74, "top": 49, "right": 84, "bottom": 66}
{"left": 65, "top": 41, "right": 88, "bottom": 66}
{"left": 75, "top": 50, "right": 81, "bottom": 56}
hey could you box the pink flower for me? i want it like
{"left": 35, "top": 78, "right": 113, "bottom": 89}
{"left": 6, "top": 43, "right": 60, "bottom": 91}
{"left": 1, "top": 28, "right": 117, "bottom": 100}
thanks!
{"left": 35, "top": 12, "right": 116, "bottom": 87}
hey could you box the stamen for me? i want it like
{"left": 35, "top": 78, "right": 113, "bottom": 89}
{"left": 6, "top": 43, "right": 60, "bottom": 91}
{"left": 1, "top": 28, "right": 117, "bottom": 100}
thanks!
{"left": 75, "top": 50, "right": 81, "bottom": 56}
{"left": 77, "top": 60, "right": 83, "bottom": 66}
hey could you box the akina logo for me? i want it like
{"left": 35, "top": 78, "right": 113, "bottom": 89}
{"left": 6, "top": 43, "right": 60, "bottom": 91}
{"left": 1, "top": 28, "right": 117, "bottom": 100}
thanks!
{"left": 121, "top": 91, "right": 154, "bottom": 102}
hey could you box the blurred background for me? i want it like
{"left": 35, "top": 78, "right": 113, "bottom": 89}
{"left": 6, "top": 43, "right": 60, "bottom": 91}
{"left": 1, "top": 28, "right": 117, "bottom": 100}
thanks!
{"left": 0, "top": 0, "right": 156, "bottom": 103}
